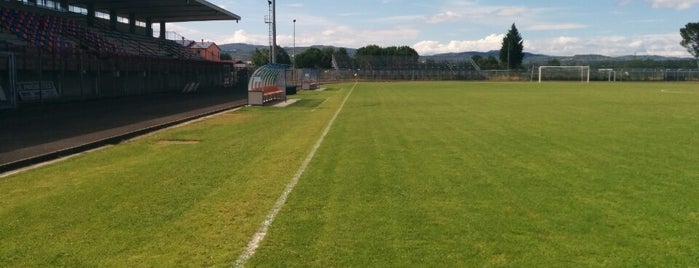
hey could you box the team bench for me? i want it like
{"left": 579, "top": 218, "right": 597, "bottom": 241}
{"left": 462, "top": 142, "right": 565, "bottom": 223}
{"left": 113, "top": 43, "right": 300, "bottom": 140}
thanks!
{"left": 248, "top": 85, "right": 284, "bottom": 105}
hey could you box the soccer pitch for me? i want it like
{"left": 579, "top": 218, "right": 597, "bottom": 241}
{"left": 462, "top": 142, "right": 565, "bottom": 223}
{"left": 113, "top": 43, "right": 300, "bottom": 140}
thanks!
{"left": 1, "top": 82, "right": 698, "bottom": 266}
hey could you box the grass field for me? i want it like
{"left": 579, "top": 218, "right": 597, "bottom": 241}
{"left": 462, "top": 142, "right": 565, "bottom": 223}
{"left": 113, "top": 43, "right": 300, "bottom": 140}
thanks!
{"left": 1, "top": 82, "right": 699, "bottom": 267}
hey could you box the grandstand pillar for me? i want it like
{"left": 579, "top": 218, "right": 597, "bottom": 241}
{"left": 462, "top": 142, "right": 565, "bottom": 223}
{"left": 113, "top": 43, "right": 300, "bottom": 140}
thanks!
{"left": 145, "top": 18, "right": 153, "bottom": 37}
{"left": 60, "top": 0, "right": 68, "bottom": 11}
{"left": 86, "top": 2, "right": 95, "bottom": 26}
{"left": 109, "top": 9, "right": 117, "bottom": 30}
{"left": 129, "top": 13, "right": 136, "bottom": 34}
{"left": 159, "top": 23, "right": 166, "bottom": 40}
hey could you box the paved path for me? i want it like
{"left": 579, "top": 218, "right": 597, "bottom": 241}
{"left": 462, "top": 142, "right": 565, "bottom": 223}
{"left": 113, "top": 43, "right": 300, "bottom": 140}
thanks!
{"left": 0, "top": 89, "right": 247, "bottom": 172}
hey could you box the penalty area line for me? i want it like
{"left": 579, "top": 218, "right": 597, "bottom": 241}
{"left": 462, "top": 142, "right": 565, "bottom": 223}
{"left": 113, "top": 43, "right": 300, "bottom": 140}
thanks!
{"left": 234, "top": 82, "right": 358, "bottom": 267}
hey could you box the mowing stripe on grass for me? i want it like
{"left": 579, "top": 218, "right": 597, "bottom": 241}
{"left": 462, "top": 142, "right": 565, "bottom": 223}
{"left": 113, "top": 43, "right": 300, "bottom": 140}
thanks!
{"left": 234, "top": 82, "right": 357, "bottom": 267}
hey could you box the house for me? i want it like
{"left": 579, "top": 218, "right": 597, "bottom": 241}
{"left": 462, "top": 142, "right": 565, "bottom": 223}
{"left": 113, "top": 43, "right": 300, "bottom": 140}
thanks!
{"left": 176, "top": 39, "right": 221, "bottom": 62}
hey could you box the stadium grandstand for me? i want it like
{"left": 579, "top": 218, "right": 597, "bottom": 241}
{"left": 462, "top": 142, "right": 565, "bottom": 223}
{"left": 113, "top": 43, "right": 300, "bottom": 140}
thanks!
{"left": 0, "top": 0, "right": 247, "bottom": 172}
{"left": 0, "top": 0, "right": 243, "bottom": 105}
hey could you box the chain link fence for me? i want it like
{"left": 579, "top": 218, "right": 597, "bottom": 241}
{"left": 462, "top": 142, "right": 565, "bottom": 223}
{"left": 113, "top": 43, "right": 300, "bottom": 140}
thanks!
{"left": 315, "top": 66, "right": 699, "bottom": 83}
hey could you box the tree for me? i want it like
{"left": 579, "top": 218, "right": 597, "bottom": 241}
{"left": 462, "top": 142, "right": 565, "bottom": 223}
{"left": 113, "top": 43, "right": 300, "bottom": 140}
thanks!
{"left": 220, "top": 52, "right": 232, "bottom": 61}
{"left": 546, "top": 58, "right": 561, "bottom": 66}
{"left": 320, "top": 47, "right": 335, "bottom": 69}
{"left": 333, "top": 48, "right": 352, "bottom": 69}
{"left": 355, "top": 45, "right": 419, "bottom": 70}
{"left": 294, "top": 47, "right": 325, "bottom": 68}
{"left": 680, "top": 22, "right": 699, "bottom": 68}
{"left": 276, "top": 47, "right": 292, "bottom": 65}
{"left": 499, "top": 23, "right": 525, "bottom": 70}
{"left": 251, "top": 48, "right": 267, "bottom": 66}
{"left": 472, "top": 55, "right": 500, "bottom": 70}
{"left": 355, "top": 44, "right": 383, "bottom": 70}
{"left": 251, "top": 46, "right": 292, "bottom": 67}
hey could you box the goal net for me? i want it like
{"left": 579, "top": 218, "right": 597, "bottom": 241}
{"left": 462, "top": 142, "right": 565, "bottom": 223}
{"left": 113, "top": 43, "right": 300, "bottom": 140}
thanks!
{"left": 538, "top": 66, "right": 590, "bottom": 83}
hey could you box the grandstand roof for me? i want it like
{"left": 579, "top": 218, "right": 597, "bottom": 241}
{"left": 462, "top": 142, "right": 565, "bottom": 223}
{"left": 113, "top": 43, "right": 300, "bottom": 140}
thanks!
{"left": 65, "top": 0, "right": 241, "bottom": 23}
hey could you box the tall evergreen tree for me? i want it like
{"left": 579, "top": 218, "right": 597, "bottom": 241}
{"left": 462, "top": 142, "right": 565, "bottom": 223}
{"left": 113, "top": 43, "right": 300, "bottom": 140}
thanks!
{"left": 680, "top": 22, "right": 699, "bottom": 68}
{"left": 499, "top": 23, "right": 525, "bottom": 70}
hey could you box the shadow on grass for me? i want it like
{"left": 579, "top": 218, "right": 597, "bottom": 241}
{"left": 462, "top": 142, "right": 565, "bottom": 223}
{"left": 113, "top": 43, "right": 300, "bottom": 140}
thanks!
{"left": 287, "top": 99, "right": 327, "bottom": 109}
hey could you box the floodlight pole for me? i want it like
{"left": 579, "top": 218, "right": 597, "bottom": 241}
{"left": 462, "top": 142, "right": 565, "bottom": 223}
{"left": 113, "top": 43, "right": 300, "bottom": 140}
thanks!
{"left": 293, "top": 19, "right": 296, "bottom": 68}
{"left": 271, "top": 0, "right": 277, "bottom": 64}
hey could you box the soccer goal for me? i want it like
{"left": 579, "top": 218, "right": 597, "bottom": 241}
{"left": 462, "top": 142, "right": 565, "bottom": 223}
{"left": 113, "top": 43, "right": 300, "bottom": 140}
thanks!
{"left": 538, "top": 66, "right": 590, "bottom": 83}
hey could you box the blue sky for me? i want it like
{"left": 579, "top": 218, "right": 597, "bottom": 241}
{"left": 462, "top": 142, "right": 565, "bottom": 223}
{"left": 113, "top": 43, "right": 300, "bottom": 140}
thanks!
{"left": 168, "top": 0, "right": 699, "bottom": 57}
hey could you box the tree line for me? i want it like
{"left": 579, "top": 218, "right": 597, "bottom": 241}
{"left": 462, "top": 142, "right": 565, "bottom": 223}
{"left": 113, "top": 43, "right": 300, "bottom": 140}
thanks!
{"left": 250, "top": 44, "right": 420, "bottom": 69}
{"left": 246, "top": 21, "right": 699, "bottom": 71}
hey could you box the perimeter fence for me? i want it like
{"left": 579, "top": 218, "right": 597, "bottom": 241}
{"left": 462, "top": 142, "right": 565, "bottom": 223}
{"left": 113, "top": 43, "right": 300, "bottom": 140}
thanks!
{"left": 311, "top": 66, "right": 699, "bottom": 84}
{"left": 303, "top": 55, "right": 699, "bottom": 83}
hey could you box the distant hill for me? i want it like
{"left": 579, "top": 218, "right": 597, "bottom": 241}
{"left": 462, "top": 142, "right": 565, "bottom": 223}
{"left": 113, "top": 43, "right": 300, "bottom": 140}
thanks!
{"left": 218, "top": 43, "right": 356, "bottom": 61}
{"left": 218, "top": 43, "right": 263, "bottom": 61}
{"left": 421, "top": 50, "right": 547, "bottom": 62}
{"left": 424, "top": 51, "right": 692, "bottom": 65}
{"left": 218, "top": 43, "right": 693, "bottom": 65}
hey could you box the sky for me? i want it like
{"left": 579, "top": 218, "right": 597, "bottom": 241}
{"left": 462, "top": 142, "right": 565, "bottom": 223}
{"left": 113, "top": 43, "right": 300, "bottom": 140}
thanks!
{"left": 167, "top": 0, "right": 699, "bottom": 57}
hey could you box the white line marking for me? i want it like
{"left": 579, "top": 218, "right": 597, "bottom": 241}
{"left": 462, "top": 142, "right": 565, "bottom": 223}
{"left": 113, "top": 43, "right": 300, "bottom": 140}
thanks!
{"left": 234, "top": 82, "right": 358, "bottom": 267}
{"left": 311, "top": 98, "right": 329, "bottom": 112}
{"left": 661, "top": 89, "right": 697, "bottom": 94}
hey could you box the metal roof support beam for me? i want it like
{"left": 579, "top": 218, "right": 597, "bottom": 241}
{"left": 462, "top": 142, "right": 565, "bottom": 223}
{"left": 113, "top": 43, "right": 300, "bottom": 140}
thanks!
{"left": 159, "top": 22, "right": 166, "bottom": 39}
{"left": 57, "top": 0, "right": 241, "bottom": 23}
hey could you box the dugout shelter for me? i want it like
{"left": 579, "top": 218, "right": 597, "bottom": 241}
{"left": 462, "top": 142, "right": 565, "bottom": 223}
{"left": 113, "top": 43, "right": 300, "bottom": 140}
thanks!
{"left": 248, "top": 64, "right": 293, "bottom": 106}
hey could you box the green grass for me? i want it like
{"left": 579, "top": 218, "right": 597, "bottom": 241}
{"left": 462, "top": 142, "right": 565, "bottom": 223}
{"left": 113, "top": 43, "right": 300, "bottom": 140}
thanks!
{"left": 2, "top": 82, "right": 699, "bottom": 267}
{"left": 0, "top": 86, "right": 349, "bottom": 266}
{"left": 249, "top": 82, "right": 699, "bottom": 267}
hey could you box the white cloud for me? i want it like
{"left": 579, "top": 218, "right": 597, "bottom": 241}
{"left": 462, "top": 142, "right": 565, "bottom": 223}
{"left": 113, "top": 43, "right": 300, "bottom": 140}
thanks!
{"left": 526, "top": 33, "right": 690, "bottom": 57}
{"left": 375, "top": 15, "right": 425, "bottom": 24}
{"left": 426, "top": 11, "right": 463, "bottom": 24}
{"left": 338, "top": 12, "right": 368, "bottom": 17}
{"left": 189, "top": 1, "right": 693, "bottom": 58}
{"left": 320, "top": 26, "right": 420, "bottom": 47}
{"left": 222, "top": 29, "right": 267, "bottom": 44}
{"left": 270, "top": 25, "right": 421, "bottom": 48}
{"left": 410, "top": 33, "right": 690, "bottom": 57}
{"left": 650, "top": 0, "right": 699, "bottom": 10}
{"left": 526, "top": 23, "right": 588, "bottom": 31}
{"left": 413, "top": 34, "right": 505, "bottom": 55}
{"left": 493, "top": 6, "right": 531, "bottom": 17}
{"left": 618, "top": 0, "right": 633, "bottom": 5}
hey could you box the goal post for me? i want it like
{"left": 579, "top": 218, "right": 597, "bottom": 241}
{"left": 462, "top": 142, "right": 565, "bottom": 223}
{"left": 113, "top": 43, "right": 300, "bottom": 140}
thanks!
{"left": 538, "top": 66, "right": 590, "bottom": 83}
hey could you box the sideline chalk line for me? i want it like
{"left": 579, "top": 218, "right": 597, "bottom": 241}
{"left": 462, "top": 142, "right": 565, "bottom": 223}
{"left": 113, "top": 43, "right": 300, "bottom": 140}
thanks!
{"left": 234, "top": 82, "right": 358, "bottom": 267}
{"left": 660, "top": 89, "right": 697, "bottom": 94}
